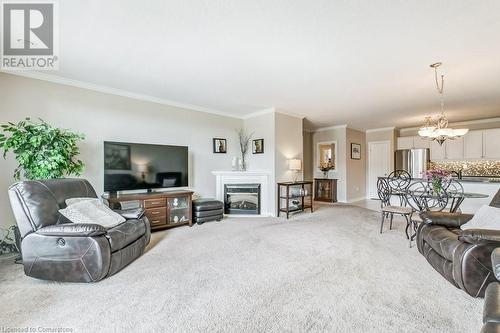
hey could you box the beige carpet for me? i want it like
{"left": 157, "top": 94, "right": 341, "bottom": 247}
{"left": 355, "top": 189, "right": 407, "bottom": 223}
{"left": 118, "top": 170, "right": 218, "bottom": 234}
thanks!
{"left": 0, "top": 204, "right": 482, "bottom": 332}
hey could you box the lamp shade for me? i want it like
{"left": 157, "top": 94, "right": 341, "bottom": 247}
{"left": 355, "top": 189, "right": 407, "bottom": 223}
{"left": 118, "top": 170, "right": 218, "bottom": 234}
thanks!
{"left": 289, "top": 159, "right": 302, "bottom": 171}
{"left": 137, "top": 164, "right": 149, "bottom": 173}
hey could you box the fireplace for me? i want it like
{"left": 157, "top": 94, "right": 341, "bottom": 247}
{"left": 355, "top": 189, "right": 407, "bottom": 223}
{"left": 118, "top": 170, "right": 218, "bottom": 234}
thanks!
{"left": 224, "top": 184, "right": 261, "bottom": 215}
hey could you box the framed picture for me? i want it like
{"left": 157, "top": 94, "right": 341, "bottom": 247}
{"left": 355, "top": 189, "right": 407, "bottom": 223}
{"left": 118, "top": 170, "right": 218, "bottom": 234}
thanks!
{"left": 213, "top": 138, "right": 227, "bottom": 153}
{"left": 252, "top": 139, "right": 264, "bottom": 154}
{"left": 104, "top": 143, "right": 131, "bottom": 170}
{"left": 351, "top": 143, "right": 361, "bottom": 160}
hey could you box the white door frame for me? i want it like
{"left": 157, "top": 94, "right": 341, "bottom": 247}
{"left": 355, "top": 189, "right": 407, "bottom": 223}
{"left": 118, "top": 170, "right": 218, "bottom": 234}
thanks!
{"left": 367, "top": 140, "right": 391, "bottom": 199}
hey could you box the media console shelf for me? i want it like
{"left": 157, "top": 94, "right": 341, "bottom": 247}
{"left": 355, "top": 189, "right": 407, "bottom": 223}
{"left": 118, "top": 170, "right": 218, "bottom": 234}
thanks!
{"left": 105, "top": 190, "right": 194, "bottom": 231}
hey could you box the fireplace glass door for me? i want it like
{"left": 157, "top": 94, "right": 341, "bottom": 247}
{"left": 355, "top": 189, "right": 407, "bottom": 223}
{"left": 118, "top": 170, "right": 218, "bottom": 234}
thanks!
{"left": 224, "top": 184, "right": 261, "bottom": 215}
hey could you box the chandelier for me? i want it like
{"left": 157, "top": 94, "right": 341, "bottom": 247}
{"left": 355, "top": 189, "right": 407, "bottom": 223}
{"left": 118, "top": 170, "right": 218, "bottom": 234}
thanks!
{"left": 418, "top": 62, "right": 469, "bottom": 145}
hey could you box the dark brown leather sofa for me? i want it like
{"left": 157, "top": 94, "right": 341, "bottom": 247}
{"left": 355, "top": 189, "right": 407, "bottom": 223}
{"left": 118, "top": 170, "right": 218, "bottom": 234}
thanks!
{"left": 416, "top": 190, "right": 500, "bottom": 297}
{"left": 8, "top": 179, "right": 151, "bottom": 282}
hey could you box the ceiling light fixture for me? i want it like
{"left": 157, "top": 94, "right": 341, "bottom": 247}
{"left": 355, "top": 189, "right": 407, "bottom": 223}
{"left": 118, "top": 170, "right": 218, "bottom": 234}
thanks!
{"left": 418, "top": 62, "right": 469, "bottom": 145}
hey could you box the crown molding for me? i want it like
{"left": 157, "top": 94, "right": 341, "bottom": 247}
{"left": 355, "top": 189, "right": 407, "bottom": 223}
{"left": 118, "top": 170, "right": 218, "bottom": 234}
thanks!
{"left": 275, "top": 110, "right": 306, "bottom": 119}
{"left": 365, "top": 126, "right": 396, "bottom": 133}
{"left": 241, "top": 108, "right": 275, "bottom": 119}
{"left": 314, "top": 124, "right": 348, "bottom": 132}
{"left": 1, "top": 70, "right": 246, "bottom": 119}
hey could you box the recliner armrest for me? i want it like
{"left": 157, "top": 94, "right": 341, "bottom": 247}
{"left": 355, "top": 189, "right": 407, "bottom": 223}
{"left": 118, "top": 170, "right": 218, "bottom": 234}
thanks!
{"left": 36, "top": 223, "right": 107, "bottom": 237}
{"left": 420, "top": 211, "right": 473, "bottom": 227}
{"left": 113, "top": 207, "right": 145, "bottom": 220}
{"left": 460, "top": 229, "right": 500, "bottom": 245}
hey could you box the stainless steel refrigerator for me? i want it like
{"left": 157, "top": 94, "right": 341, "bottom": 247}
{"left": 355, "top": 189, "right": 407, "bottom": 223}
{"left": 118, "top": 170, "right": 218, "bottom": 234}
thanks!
{"left": 395, "top": 149, "right": 430, "bottom": 178}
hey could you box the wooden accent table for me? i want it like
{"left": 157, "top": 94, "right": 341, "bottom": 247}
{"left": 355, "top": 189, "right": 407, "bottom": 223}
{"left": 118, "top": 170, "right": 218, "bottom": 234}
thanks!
{"left": 277, "top": 181, "right": 313, "bottom": 219}
{"left": 314, "top": 178, "right": 338, "bottom": 203}
{"left": 106, "top": 190, "right": 194, "bottom": 231}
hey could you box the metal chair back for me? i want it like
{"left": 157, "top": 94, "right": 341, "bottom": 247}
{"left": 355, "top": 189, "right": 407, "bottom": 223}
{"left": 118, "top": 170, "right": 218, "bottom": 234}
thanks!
{"left": 406, "top": 180, "right": 449, "bottom": 212}
{"left": 377, "top": 177, "right": 392, "bottom": 208}
{"left": 387, "top": 169, "right": 412, "bottom": 206}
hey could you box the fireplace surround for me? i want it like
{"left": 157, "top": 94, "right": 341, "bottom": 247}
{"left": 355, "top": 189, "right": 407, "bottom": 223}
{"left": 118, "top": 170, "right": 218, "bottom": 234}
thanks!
{"left": 212, "top": 170, "right": 272, "bottom": 216}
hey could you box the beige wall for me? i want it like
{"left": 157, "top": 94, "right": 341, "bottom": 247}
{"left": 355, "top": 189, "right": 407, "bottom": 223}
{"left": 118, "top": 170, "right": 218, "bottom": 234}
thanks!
{"left": 312, "top": 126, "right": 347, "bottom": 202}
{"left": 0, "top": 73, "right": 243, "bottom": 229}
{"left": 346, "top": 128, "right": 366, "bottom": 201}
{"left": 302, "top": 130, "right": 313, "bottom": 181}
{"left": 274, "top": 112, "right": 303, "bottom": 183}
{"left": 244, "top": 112, "right": 275, "bottom": 172}
{"left": 244, "top": 111, "right": 277, "bottom": 214}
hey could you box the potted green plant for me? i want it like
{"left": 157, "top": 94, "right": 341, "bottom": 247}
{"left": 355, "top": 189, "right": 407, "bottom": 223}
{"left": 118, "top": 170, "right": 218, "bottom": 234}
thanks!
{"left": 0, "top": 118, "right": 85, "bottom": 180}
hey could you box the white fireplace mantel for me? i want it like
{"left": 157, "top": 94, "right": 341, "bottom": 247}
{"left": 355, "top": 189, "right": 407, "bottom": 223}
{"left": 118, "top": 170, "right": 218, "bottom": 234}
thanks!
{"left": 212, "top": 170, "right": 272, "bottom": 216}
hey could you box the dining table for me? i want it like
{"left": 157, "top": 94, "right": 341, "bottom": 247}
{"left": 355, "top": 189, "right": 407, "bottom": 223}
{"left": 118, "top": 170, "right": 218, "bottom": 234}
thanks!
{"left": 405, "top": 189, "right": 489, "bottom": 213}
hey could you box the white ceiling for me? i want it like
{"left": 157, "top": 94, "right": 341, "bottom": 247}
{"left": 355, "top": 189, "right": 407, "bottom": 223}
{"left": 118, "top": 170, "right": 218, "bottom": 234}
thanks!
{"left": 29, "top": 1, "right": 500, "bottom": 129}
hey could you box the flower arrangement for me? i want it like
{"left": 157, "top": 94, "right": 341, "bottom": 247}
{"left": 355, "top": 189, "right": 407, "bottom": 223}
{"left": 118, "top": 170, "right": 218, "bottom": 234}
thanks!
{"left": 422, "top": 168, "right": 451, "bottom": 193}
{"left": 319, "top": 160, "right": 335, "bottom": 178}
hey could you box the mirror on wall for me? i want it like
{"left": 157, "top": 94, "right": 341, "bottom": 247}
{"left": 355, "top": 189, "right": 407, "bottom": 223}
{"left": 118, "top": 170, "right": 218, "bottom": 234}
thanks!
{"left": 317, "top": 142, "right": 336, "bottom": 171}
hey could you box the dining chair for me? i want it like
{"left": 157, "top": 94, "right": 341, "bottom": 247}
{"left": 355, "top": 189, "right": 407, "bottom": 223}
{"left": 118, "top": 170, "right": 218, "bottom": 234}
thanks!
{"left": 406, "top": 180, "right": 449, "bottom": 246}
{"left": 377, "top": 178, "right": 413, "bottom": 244}
{"left": 387, "top": 169, "right": 412, "bottom": 206}
{"left": 443, "top": 179, "right": 465, "bottom": 212}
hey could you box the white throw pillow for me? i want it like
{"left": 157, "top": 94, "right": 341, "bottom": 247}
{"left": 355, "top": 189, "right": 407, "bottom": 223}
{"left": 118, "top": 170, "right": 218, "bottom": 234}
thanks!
{"left": 65, "top": 197, "right": 96, "bottom": 206}
{"left": 461, "top": 205, "right": 500, "bottom": 231}
{"left": 59, "top": 199, "right": 125, "bottom": 229}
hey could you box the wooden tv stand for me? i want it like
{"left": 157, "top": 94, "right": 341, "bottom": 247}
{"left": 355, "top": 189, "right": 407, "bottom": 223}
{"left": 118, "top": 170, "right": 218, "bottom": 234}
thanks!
{"left": 106, "top": 190, "right": 194, "bottom": 231}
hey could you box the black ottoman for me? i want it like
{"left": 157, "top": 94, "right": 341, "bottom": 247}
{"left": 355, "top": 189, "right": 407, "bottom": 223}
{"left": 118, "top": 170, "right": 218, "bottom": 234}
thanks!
{"left": 192, "top": 199, "right": 224, "bottom": 225}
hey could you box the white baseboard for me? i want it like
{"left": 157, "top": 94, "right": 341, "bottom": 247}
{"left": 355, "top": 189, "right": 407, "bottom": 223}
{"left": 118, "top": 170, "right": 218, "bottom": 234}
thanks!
{"left": 346, "top": 196, "right": 367, "bottom": 203}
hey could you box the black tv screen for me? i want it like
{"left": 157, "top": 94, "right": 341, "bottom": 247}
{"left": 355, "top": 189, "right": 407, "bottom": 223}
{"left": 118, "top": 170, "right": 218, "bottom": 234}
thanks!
{"left": 104, "top": 141, "right": 188, "bottom": 192}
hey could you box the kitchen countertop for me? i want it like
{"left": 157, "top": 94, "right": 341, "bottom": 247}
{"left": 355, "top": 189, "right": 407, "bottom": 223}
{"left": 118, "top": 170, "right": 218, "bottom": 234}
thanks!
{"left": 459, "top": 177, "right": 500, "bottom": 184}
{"left": 380, "top": 176, "right": 500, "bottom": 184}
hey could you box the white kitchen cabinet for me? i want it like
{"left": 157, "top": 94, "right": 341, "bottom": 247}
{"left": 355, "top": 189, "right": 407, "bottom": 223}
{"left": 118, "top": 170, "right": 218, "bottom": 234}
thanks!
{"left": 464, "top": 131, "right": 483, "bottom": 159}
{"left": 397, "top": 136, "right": 414, "bottom": 150}
{"left": 445, "top": 137, "right": 464, "bottom": 160}
{"left": 413, "top": 136, "right": 430, "bottom": 149}
{"left": 483, "top": 129, "right": 500, "bottom": 159}
{"left": 397, "top": 136, "right": 430, "bottom": 150}
{"left": 430, "top": 140, "right": 445, "bottom": 160}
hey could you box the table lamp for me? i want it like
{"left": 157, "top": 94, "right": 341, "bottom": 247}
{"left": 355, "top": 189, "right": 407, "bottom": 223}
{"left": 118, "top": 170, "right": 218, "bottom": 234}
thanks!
{"left": 289, "top": 159, "right": 302, "bottom": 183}
{"left": 137, "top": 164, "right": 149, "bottom": 182}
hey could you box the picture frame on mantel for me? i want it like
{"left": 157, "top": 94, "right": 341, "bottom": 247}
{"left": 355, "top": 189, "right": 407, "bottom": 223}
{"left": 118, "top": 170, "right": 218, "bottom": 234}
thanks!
{"left": 351, "top": 143, "right": 361, "bottom": 160}
{"left": 213, "top": 138, "right": 227, "bottom": 153}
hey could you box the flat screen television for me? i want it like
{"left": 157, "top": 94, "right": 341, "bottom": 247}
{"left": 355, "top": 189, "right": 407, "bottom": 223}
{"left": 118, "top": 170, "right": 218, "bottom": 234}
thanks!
{"left": 104, "top": 141, "right": 188, "bottom": 192}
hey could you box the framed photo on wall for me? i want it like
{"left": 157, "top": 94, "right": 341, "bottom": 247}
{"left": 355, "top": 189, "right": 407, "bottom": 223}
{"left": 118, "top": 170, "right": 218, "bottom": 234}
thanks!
{"left": 351, "top": 143, "right": 361, "bottom": 160}
{"left": 252, "top": 139, "right": 264, "bottom": 154}
{"left": 213, "top": 138, "right": 227, "bottom": 153}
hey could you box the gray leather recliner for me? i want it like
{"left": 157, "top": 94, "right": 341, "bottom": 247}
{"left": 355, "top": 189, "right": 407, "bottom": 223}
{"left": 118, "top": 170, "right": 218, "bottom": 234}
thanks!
{"left": 8, "top": 178, "right": 151, "bottom": 282}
